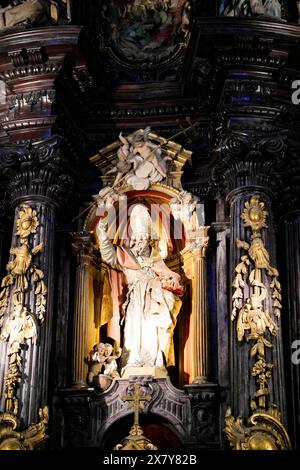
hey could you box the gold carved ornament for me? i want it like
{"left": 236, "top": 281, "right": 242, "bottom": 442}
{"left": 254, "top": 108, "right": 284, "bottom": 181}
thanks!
{"left": 0, "top": 205, "right": 48, "bottom": 450}
{"left": 225, "top": 196, "right": 291, "bottom": 450}
{"left": 114, "top": 383, "right": 157, "bottom": 451}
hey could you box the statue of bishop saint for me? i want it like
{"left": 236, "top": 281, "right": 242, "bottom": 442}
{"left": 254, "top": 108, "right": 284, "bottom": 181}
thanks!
{"left": 96, "top": 204, "right": 184, "bottom": 375}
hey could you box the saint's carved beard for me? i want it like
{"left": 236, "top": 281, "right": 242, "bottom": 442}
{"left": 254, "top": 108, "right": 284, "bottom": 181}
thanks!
{"left": 133, "top": 242, "right": 150, "bottom": 257}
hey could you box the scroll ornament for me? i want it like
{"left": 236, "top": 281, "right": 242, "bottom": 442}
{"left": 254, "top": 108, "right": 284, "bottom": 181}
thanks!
{"left": 225, "top": 196, "right": 291, "bottom": 450}
{"left": 0, "top": 205, "right": 48, "bottom": 450}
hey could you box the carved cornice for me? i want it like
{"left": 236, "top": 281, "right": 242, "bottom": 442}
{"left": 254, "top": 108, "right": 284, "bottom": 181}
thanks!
{"left": 193, "top": 17, "right": 300, "bottom": 41}
{"left": 0, "top": 26, "right": 81, "bottom": 144}
{"left": 0, "top": 26, "right": 81, "bottom": 51}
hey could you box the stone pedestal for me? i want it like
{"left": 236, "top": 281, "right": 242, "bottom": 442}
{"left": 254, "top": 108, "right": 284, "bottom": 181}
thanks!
{"left": 60, "top": 376, "right": 220, "bottom": 450}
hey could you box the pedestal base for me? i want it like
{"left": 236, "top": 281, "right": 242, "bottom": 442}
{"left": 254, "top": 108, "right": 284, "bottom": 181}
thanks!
{"left": 121, "top": 366, "right": 168, "bottom": 378}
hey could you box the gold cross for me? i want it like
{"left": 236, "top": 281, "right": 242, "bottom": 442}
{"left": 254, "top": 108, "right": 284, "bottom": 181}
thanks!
{"left": 122, "top": 383, "right": 151, "bottom": 426}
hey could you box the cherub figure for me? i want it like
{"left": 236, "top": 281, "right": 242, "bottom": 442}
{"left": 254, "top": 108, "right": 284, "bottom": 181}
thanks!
{"left": 107, "top": 132, "right": 133, "bottom": 188}
{"left": 170, "top": 190, "right": 202, "bottom": 231}
{"left": 1, "top": 303, "right": 37, "bottom": 351}
{"left": 131, "top": 127, "right": 168, "bottom": 179}
{"left": 103, "top": 343, "right": 121, "bottom": 378}
{"left": 87, "top": 342, "right": 106, "bottom": 384}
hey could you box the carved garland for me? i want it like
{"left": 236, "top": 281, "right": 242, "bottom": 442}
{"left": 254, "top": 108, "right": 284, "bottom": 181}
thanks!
{"left": 225, "top": 196, "right": 291, "bottom": 450}
{"left": 0, "top": 204, "right": 48, "bottom": 449}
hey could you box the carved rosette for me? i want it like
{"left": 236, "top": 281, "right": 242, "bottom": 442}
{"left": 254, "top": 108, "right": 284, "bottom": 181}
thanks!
{"left": 225, "top": 195, "right": 291, "bottom": 450}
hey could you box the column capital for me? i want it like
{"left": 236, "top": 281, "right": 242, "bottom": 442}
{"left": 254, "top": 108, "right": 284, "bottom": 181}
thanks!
{"left": 211, "top": 221, "right": 230, "bottom": 238}
{"left": 181, "top": 227, "right": 210, "bottom": 258}
{"left": 0, "top": 136, "right": 73, "bottom": 208}
{"left": 72, "top": 232, "right": 97, "bottom": 267}
{"left": 211, "top": 132, "right": 286, "bottom": 196}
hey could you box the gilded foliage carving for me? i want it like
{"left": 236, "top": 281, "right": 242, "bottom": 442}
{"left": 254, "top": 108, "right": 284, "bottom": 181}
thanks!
{"left": 0, "top": 205, "right": 47, "bottom": 415}
{"left": 225, "top": 196, "right": 291, "bottom": 450}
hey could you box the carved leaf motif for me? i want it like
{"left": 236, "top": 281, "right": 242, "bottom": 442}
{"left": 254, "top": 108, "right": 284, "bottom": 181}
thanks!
{"left": 0, "top": 288, "right": 8, "bottom": 300}
{"left": 235, "top": 262, "right": 248, "bottom": 274}
{"left": 231, "top": 308, "right": 237, "bottom": 321}
{"left": 267, "top": 267, "right": 279, "bottom": 277}
{"left": 274, "top": 308, "right": 281, "bottom": 318}
{"left": 257, "top": 341, "right": 265, "bottom": 357}
{"left": 272, "top": 290, "right": 281, "bottom": 300}
{"left": 32, "top": 269, "right": 44, "bottom": 282}
{"left": 262, "top": 337, "right": 273, "bottom": 348}
{"left": 31, "top": 243, "right": 44, "bottom": 255}
{"left": 232, "top": 273, "right": 245, "bottom": 288}
{"left": 249, "top": 269, "right": 256, "bottom": 284}
{"left": 232, "top": 288, "right": 243, "bottom": 299}
{"left": 1, "top": 275, "right": 14, "bottom": 287}
{"left": 251, "top": 344, "right": 258, "bottom": 357}
{"left": 236, "top": 240, "right": 250, "bottom": 250}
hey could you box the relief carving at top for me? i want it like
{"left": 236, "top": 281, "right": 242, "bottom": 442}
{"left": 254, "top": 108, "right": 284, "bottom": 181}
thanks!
{"left": 99, "top": 0, "right": 191, "bottom": 63}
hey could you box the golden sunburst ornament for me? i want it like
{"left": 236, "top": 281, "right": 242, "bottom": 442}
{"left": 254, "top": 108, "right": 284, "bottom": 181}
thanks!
{"left": 16, "top": 205, "right": 39, "bottom": 241}
{"left": 241, "top": 196, "right": 268, "bottom": 233}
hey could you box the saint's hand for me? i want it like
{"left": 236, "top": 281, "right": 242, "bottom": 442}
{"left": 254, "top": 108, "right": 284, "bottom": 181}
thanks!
{"left": 96, "top": 219, "right": 108, "bottom": 237}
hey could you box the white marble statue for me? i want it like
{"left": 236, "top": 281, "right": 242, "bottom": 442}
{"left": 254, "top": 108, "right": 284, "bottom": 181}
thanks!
{"left": 170, "top": 190, "right": 203, "bottom": 232}
{"left": 0, "top": 0, "right": 46, "bottom": 29}
{"left": 108, "top": 128, "right": 172, "bottom": 191}
{"left": 0, "top": 0, "right": 70, "bottom": 30}
{"left": 96, "top": 204, "right": 184, "bottom": 373}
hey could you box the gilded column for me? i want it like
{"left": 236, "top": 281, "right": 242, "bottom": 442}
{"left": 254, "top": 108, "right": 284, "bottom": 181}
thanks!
{"left": 71, "top": 233, "right": 97, "bottom": 388}
{"left": 213, "top": 133, "right": 288, "bottom": 428}
{"left": 182, "top": 227, "right": 210, "bottom": 384}
{"left": 0, "top": 137, "right": 73, "bottom": 426}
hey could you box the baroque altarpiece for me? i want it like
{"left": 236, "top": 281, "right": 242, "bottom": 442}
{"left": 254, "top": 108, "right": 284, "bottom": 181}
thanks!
{"left": 0, "top": 0, "right": 299, "bottom": 451}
